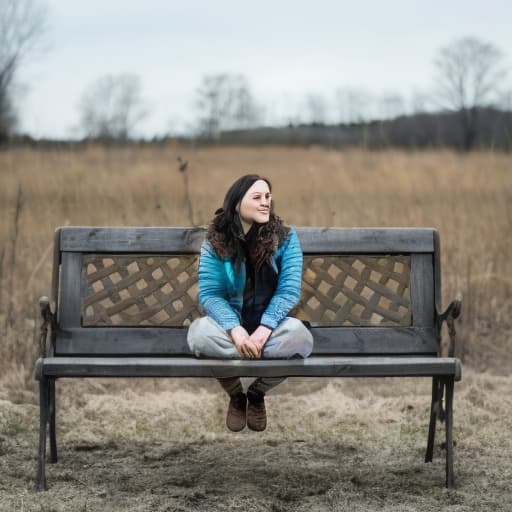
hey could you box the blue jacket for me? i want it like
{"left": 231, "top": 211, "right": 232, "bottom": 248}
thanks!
{"left": 198, "top": 227, "right": 303, "bottom": 331}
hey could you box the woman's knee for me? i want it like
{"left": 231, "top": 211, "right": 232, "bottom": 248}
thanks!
{"left": 288, "top": 318, "right": 314, "bottom": 355}
{"left": 187, "top": 316, "right": 214, "bottom": 353}
{"left": 187, "top": 316, "right": 238, "bottom": 358}
{"left": 266, "top": 317, "right": 314, "bottom": 358}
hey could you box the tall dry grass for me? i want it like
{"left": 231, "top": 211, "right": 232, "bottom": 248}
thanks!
{"left": 0, "top": 144, "right": 510, "bottom": 385}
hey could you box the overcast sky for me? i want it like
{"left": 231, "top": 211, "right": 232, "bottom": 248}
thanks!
{"left": 18, "top": 0, "right": 512, "bottom": 138}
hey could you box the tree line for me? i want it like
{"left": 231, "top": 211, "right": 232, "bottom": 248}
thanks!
{"left": 1, "top": 0, "right": 511, "bottom": 150}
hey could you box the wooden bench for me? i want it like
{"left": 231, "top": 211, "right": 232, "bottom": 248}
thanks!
{"left": 35, "top": 226, "right": 462, "bottom": 490}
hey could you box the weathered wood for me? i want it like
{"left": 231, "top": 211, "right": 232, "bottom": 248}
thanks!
{"left": 54, "top": 326, "right": 438, "bottom": 356}
{"left": 298, "top": 255, "right": 412, "bottom": 327}
{"left": 40, "top": 356, "right": 461, "bottom": 379}
{"left": 59, "top": 226, "right": 435, "bottom": 254}
{"left": 55, "top": 327, "right": 190, "bottom": 355}
{"left": 297, "top": 227, "right": 435, "bottom": 253}
{"left": 410, "top": 253, "right": 435, "bottom": 327}
{"left": 60, "top": 227, "right": 206, "bottom": 253}
{"left": 79, "top": 253, "right": 413, "bottom": 328}
{"left": 434, "top": 229, "right": 442, "bottom": 316}
{"left": 51, "top": 228, "right": 61, "bottom": 316}
{"left": 80, "top": 254, "right": 201, "bottom": 327}
{"left": 58, "top": 253, "right": 82, "bottom": 329}
{"left": 312, "top": 327, "right": 437, "bottom": 354}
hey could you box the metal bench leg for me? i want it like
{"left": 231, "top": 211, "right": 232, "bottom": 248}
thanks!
{"left": 425, "top": 376, "right": 440, "bottom": 463}
{"left": 49, "top": 378, "right": 58, "bottom": 463}
{"left": 444, "top": 376, "right": 455, "bottom": 488}
{"left": 36, "top": 377, "right": 49, "bottom": 491}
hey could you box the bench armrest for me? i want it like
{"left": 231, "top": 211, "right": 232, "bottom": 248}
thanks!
{"left": 39, "top": 296, "right": 57, "bottom": 358}
{"left": 437, "top": 298, "right": 462, "bottom": 358}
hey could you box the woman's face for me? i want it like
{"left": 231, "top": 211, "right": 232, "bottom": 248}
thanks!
{"left": 238, "top": 179, "right": 272, "bottom": 227}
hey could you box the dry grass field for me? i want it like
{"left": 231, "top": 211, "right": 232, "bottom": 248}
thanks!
{"left": 1, "top": 373, "right": 512, "bottom": 511}
{"left": 0, "top": 144, "right": 511, "bottom": 510}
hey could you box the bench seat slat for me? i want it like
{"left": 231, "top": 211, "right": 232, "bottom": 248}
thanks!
{"left": 37, "top": 356, "right": 461, "bottom": 381}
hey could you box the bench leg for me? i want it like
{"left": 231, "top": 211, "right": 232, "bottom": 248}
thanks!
{"left": 425, "top": 376, "right": 440, "bottom": 463}
{"left": 444, "top": 376, "right": 455, "bottom": 488}
{"left": 49, "top": 378, "right": 58, "bottom": 463}
{"left": 36, "top": 377, "right": 49, "bottom": 491}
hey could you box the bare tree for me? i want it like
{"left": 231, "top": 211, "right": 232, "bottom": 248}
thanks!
{"left": 497, "top": 89, "right": 512, "bottom": 150}
{"left": 304, "top": 93, "right": 327, "bottom": 124}
{"left": 0, "top": 85, "right": 17, "bottom": 137}
{"left": 78, "top": 73, "right": 149, "bottom": 140}
{"left": 410, "top": 90, "right": 431, "bottom": 114}
{"left": 195, "top": 73, "right": 260, "bottom": 139}
{"left": 231, "top": 78, "right": 261, "bottom": 130}
{"left": 0, "top": 0, "right": 47, "bottom": 141}
{"left": 434, "top": 36, "right": 508, "bottom": 150}
{"left": 499, "top": 89, "right": 512, "bottom": 112}
{"left": 335, "top": 87, "right": 373, "bottom": 124}
{"left": 378, "top": 92, "right": 405, "bottom": 120}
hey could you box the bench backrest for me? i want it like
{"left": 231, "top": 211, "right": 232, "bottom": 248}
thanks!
{"left": 53, "top": 227, "right": 441, "bottom": 357}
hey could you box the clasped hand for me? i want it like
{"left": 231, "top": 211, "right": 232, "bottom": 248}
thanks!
{"left": 230, "top": 325, "right": 272, "bottom": 359}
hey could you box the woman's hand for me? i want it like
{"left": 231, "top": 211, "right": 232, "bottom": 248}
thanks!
{"left": 230, "top": 326, "right": 261, "bottom": 359}
{"left": 249, "top": 325, "right": 272, "bottom": 351}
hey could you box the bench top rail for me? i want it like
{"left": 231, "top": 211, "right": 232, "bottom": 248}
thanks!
{"left": 59, "top": 226, "right": 436, "bottom": 253}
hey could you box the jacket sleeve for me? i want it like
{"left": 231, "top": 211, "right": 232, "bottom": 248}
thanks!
{"left": 197, "top": 240, "right": 241, "bottom": 331}
{"left": 260, "top": 228, "right": 303, "bottom": 329}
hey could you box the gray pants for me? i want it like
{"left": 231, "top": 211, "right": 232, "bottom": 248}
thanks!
{"left": 187, "top": 316, "right": 314, "bottom": 394}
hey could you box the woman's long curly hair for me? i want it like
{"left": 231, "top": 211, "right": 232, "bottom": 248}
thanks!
{"left": 206, "top": 174, "right": 289, "bottom": 271}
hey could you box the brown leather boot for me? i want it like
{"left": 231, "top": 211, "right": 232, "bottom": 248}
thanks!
{"left": 247, "top": 390, "right": 267, "bottom": 432}
{"left": 226, "top": 392, "right": 247, "bottom": 432}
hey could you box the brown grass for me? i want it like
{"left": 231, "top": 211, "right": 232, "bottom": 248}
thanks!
{"left": 0, "top": 144, "right": 510, "bottom": 383}
{"left": 0, "top": 144, "right": 511, "bottom": 510}
{"left": 1, "top": 372, "right": 512, "bottom": 510}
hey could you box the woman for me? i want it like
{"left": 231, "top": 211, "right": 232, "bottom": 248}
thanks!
{"left": 187, "top": 174, "right": 313, "bottom": 432}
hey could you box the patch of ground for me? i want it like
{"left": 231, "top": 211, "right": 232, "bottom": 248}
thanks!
{"left": 1, "top": 371, "right": 511, "bottom": 511}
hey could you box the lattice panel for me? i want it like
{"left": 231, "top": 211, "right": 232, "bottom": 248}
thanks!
{"left": 291, "top": 255, "right": 411, "bottom": 326}
{"left": 82, "top": 255, "right": 201, "bottom": 327}
{"left": 81, "top": 254, "right": 411, "bottom": 327}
